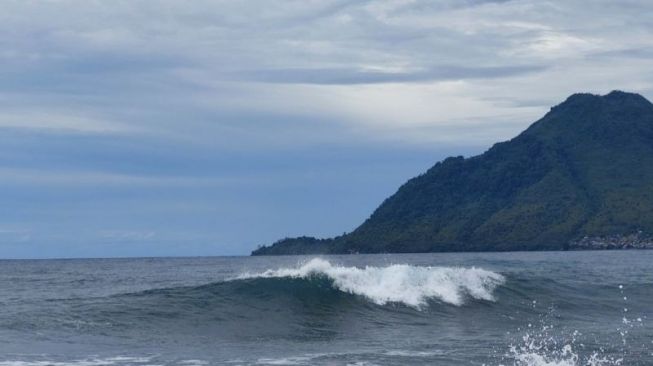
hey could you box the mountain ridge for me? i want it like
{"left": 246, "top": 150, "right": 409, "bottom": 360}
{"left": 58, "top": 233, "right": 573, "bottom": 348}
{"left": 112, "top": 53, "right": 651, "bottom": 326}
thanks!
{"left": 252, "top": 90, "right": 653, "bottom": 255}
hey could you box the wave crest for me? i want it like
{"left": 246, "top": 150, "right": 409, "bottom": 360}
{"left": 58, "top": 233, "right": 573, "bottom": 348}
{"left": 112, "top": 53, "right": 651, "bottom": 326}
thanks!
{"left": 235, "top": 258, "right": 505, "bottom": 308}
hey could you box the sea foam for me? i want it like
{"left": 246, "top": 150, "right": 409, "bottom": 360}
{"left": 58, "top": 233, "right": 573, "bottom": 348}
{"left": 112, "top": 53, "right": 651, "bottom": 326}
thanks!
{"left": 235, "top": 258, "right": 505, "bottom": 308}
{"left": 508, "top": 344, "right": 624, "bottom": 366}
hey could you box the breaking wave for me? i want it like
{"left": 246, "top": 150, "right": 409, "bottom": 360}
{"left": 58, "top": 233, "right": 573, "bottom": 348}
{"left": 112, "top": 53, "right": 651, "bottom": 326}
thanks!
{"left": 234, "top": 258, "right": 505, "bottom": 308}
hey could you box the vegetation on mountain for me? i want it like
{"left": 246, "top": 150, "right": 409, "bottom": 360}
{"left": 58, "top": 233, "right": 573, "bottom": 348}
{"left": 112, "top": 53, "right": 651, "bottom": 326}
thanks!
{"left": 252, "top": 91, "right": 653, "bottom": 255}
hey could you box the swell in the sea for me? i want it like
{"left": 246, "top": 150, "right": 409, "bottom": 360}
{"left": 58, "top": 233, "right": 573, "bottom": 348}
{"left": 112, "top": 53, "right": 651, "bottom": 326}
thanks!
{"left": 25, "top": 258, "right": 510, "bottom": 345}
{"left": 115, "top": 259, "right": 643, "bottom": 365}
{"left": 6, "top": 258, "right": 647, "bottom": 366}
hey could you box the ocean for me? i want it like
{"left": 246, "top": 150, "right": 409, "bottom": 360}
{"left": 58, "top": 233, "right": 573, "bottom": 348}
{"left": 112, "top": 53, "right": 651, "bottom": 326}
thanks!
{"left": 0, "top": 251, "right": 651, "bottom": 365}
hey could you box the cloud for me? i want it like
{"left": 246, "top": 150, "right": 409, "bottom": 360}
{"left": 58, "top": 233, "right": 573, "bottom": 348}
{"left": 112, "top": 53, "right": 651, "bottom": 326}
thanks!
{"left": 1, "top": 0, "right": 652, "bottom": 144}
{"left": 0, "top": 167, "right": 228, "bottom": 187}
{"left": 1, "top": 1, "right": 650, "bottom": 145}
{"left": 99, "top": 230, "right": 156, "bottom": 241}
{"left": 0, "top": 111, "right": 133, "bottom": 134}
{"left": 1, "top": 0, "right": 653, "bottom": 256}
{"left": 233, "top": 65, "right": 546, "bottom": 85}
{"left": 0, "top": 228, "right": 32, "bottom": 243}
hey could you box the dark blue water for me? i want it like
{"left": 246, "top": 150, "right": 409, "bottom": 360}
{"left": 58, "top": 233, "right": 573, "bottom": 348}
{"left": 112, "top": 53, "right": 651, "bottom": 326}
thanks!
{"left": 0, "top": 251, "right": 651, "bottom": 365}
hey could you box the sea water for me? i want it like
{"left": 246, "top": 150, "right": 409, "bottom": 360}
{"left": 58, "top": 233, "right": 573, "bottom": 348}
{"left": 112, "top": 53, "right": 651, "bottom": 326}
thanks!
{"left": 0, "top": 251, "right": 651, "bottom": 365}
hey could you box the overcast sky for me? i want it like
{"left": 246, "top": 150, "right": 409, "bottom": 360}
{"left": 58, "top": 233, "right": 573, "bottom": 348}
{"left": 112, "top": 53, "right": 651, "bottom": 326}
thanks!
{"left": 1, "top": 0, "right": 652, "bottom": 258}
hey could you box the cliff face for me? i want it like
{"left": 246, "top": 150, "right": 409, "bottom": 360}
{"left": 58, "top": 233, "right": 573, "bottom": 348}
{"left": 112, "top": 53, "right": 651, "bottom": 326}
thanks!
{"left": 252, "top": 91, "right": 653, "bottom": 255}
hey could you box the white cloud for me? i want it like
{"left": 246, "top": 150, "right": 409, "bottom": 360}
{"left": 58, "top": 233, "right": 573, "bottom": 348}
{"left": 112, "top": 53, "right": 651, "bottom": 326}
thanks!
{"left": 0, "top": 111, "right": 133, "bottom": 134}
{"left": 0, "top": 228, "right": 32, "bottom": 243}
{"left": 0, "top": 167, "right": 235, "bottom": 187}
{"left": 0, "top": 0, "right": 652, "bottom": 145}
{"left": 99, "top": 230, "right": 156, "bottom": 241}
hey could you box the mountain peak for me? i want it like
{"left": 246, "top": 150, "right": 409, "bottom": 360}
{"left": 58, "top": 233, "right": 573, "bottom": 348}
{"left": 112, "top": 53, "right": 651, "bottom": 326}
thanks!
{"left": 603, "top": 90, "right": 652, "bottom": 106}
{"left": 563, "top": 92, "right": 600, "bottom": 103}
{"left": 560, "top": 90, "right": 650, "bottom": 107}
{"left": 523, "top": 90, "right": 653, "bottom": 142}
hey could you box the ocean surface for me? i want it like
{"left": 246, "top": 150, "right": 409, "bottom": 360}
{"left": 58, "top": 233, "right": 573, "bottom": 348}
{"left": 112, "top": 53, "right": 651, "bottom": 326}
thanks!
{"left": 0, "top": 251, "right": 651, "bottom": 366}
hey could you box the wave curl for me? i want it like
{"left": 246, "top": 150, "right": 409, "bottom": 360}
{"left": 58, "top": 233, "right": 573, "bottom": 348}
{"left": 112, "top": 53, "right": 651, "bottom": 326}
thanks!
{"left": 234, "top": 258, "right": 505, "bottom": 308}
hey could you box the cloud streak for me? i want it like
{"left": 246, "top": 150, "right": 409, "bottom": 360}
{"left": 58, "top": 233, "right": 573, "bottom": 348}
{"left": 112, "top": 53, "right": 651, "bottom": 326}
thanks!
{"left": 233, "top": 65, "right": 546, "bottom": 85}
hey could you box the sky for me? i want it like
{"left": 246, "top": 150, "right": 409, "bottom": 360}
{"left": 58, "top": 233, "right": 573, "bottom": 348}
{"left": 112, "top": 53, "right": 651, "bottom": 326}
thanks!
{"left": 1, "top": 0, "right": 653, "bottom": 258}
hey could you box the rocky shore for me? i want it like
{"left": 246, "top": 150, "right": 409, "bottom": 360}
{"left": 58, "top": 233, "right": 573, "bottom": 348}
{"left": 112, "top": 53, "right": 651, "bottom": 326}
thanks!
{"left": 569, "top": 232, "right": 653, "bottom": 250}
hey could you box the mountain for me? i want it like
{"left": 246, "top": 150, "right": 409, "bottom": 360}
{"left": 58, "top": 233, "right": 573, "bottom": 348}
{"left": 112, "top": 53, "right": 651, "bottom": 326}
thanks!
{"left": 252, "top": 91, "right": 653, "bottom": 255}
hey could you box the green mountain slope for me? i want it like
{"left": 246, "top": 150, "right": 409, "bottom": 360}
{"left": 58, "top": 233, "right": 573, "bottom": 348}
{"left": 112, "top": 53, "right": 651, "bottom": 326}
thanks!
{"left": 252, "top": 91, "right": 653, "bottom": 255}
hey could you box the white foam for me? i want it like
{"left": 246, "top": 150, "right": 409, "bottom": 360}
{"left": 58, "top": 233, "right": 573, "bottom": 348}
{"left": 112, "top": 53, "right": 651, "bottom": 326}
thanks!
{"left": 506, "top": 331, "right": 626, "bottom": 366}
{"left": 0, "top": 356, "right": 156, "bottom": 366}
{"left": 507, "top": 346, "right": 624, "bottom": 366}
{"left": 383, "top": 350, "right": 445, "bottom": 357}
{"left": 255, "top": 356, "right": 314, "bottom": 365}
{"left": 235, "top": 258, "right": 505, "bottom": 308}
{"left": 508, "top": 344, "right": 579, "bottom": 366}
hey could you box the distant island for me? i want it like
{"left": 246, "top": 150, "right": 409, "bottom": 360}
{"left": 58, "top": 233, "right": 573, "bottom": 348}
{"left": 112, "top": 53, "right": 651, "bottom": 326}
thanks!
{"left": 252, "top": 91, "right": 653, "bottom": 255}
